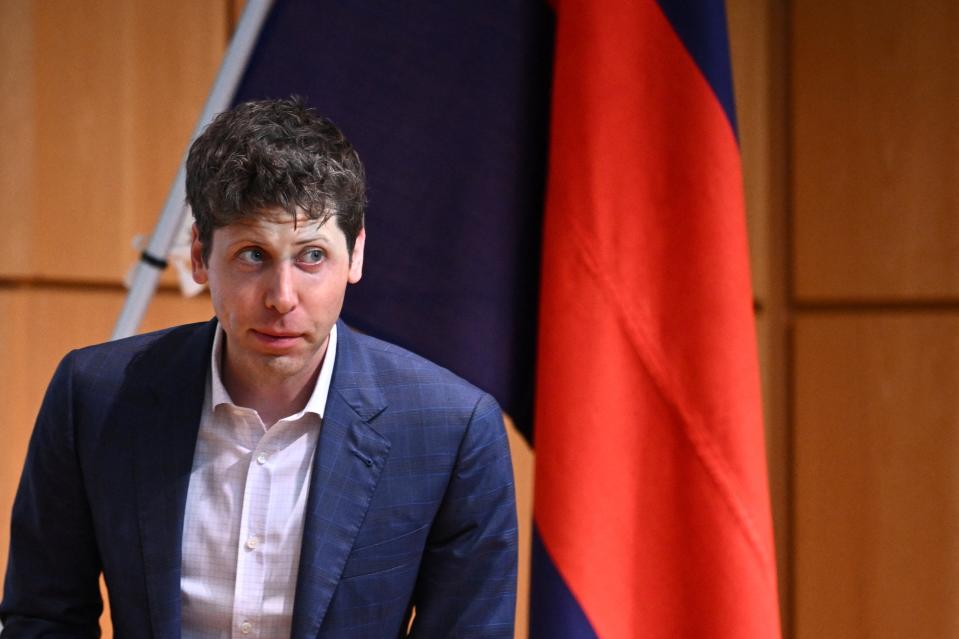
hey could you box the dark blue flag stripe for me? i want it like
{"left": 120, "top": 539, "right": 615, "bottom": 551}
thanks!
{"left": 529, "top": 525, "right": 599, "bottom": 639}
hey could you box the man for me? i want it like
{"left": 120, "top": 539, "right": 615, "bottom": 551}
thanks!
{"left": 1, "top": 99, "right": 517, "bottom": 638}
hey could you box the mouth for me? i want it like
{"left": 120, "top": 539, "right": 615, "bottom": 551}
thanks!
{"left": 250, "top": 329, "right": 305, "bottom": 350}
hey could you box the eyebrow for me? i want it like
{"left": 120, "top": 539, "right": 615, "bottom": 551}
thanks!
{"left": 293, "top": 233, "right": 332, "bottom": 246}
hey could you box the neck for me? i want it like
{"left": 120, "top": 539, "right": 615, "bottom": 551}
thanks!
{"left": 224, "top": 368, "right": 319, "bottom": 427}
{"left": 220, "top": 340, "right": 328, "bottom": 428}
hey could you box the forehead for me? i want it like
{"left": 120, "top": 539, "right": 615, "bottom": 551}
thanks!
{"left": 218, "top": 208, "right": 340, "bottom": 238}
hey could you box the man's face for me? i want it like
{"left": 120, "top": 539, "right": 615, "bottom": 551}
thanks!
{"left": 191, "top": 208, "right": 365, "bottom": 390}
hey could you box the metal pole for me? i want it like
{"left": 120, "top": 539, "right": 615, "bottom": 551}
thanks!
{"left": 112, "top": 0, "right": 275, "bottom": 340}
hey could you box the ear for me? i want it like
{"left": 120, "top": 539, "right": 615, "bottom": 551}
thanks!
{"left": 348, "top": 227, "right": 366, "bottom": 284}
{"left": 190, "top": 224, "right": 209, "bottom": 285}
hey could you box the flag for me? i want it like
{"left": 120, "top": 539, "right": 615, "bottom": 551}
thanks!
{"left": 530, "top": 1, "right": 781, "bottom": 637}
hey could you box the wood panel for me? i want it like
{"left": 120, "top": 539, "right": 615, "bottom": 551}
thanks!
{"left": 792, "top": 2, "right": 959, "bottom": 300}
{"left": 0, "top": 0, "right": 35, "bottom": 279}
{"left": 794, "top": 314, "right": 959, "bottom": 639}
{"left": 0, "top": 0, "right": 228, "bottom": 283}
{"left": 755, "top": 310, "right": 791, "bottom": 631}
{"left": 505, "top": 417, "right": 533, "bottom": 639}
{"left": 729, "top": 0, "right": 781, "bottom": 303}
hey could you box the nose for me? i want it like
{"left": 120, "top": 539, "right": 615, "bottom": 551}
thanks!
{"left": 265, "top": 261, "right": 297, "bottom": 313}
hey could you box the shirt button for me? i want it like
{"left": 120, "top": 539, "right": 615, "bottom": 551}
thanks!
{"left": 239, "top": 620, "right": 252, "bottom": 634}
{"left": 256, "top": 452, "right": 268, "bottom": 465}
{"left": 245, "top": 535, "right": 260, "bottom": 550}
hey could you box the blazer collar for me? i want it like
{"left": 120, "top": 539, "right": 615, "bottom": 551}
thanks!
{"left": 130, "top": 319, "right": 217, "bottom": 639}
{"left": 290, "top": 320, "right": 392, "bottom": 639}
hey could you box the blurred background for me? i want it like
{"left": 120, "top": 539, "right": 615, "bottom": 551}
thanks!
{"left": 2, "top": 1, "right": 957, "bottom": 637}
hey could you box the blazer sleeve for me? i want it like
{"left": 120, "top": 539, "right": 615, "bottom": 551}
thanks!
{"left": 0, "top": 352, "right": 103, "bottom": 637}
{"left": 407, "top": 392, "right": 518, "bottom": 638}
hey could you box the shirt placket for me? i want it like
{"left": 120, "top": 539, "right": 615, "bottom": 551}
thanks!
{"left": 232, "top": 412, "right": 271, "bottom": 639}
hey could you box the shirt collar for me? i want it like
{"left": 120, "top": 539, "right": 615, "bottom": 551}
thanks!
{"left": 209, "top": 322, "right": 338, "bottom": 420}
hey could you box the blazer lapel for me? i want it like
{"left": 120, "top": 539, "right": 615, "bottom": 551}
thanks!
{"left": 131, "top": 321, "right": 215, "bottom": 639}
{"left": 291, "top": 322, "right": 391, "bottom": 639}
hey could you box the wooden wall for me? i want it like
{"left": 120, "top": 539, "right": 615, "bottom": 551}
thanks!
{"left": 790, "top": 3, "right": 959, "bottom": 637}
{"left": 729, "top": 1, "right": 959, "bottom": 637}
{"left": 2, "top": 1, "right": 957, "bottom": 638}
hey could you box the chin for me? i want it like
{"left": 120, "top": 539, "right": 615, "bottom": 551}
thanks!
{"left": 260, "top": 354, "right": 311, "bottom": 378}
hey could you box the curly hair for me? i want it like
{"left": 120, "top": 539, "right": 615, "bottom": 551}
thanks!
{"left": 186, "top": 97, "right": 366, "bottom": 261}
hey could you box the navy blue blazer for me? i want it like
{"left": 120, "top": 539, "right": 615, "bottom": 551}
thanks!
{"left": 1, "top": 319, "right": 517, "bottom": 638}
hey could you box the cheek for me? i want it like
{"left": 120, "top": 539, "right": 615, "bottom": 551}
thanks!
{"left": 303, "top": 282, "right": 348, "bottom": 319}
{"left": 206, "top": 288, "right": 231, "bottom": 325}
{"left": 207, "top": 274, "right": 259, "bottom": 318}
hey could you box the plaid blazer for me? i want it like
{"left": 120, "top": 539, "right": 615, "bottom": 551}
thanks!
{"left": 2, "top": 319, "right": 517, "bottom": 638}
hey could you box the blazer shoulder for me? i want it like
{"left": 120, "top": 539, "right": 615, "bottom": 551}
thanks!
{"left": 344, "top": 327, "right": 495, "bottom": 404}
{"left": 58, "top": 320, "right": 213, "bottom": 393}
{"left": 339, "top": 326, "right": 508, "bottom": 478}
{"left": 338, "top": 326, "right": 504, "bottom": 442}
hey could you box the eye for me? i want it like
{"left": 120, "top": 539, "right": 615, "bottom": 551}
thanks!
{"left": 300, "top": 248, "right": 325, "bottom": 264}
{"left": 237, "top": 247, "right": 266, "bottom": 263}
